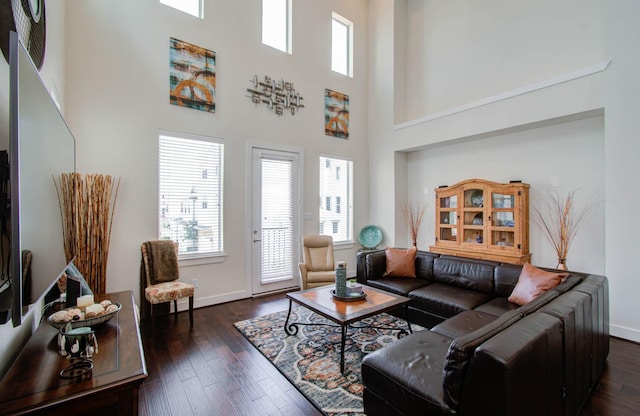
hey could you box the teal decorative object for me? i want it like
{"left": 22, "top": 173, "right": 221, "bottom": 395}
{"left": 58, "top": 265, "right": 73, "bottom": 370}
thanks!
{"left": 358, "top": 225, "right": 383, "bottom": 249}
{"left": 335, "top": 261, "right": 347, "bottom": 297}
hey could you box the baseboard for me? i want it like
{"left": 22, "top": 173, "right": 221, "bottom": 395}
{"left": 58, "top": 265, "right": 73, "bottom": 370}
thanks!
{"left": 610, "top": 324, "right": 640, "bottom": 343}
{"left": 172, "top": 289, "right": 251, "bottom": 313}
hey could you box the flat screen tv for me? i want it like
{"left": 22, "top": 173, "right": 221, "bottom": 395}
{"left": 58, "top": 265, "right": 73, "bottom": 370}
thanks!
{"left": 7, "top": 31, "right": 76, "bottom": 327}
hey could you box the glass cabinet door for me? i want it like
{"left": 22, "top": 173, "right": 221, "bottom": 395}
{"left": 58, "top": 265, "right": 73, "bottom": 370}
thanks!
{"left": 437, "top": 194, "right": 458, "bottom": 243}
{"left": 490, "top": 192, "right": 516, "bottom": 248}
{"left": 462, "top": 188, "right": 484, "bottom": 245}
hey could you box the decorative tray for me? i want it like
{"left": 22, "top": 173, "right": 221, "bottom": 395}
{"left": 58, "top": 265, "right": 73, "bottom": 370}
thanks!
{"left": 358, "top": 225, "right": 383, "bottom": 249}
{"left": 47, "top": 302, "right": 122, "bottom": 329}
{"left": 331, "top": 289, "right": 367, "bottom": 302}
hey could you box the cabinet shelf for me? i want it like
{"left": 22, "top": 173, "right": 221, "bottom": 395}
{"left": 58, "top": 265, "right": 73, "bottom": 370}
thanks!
{"left": 430, "top": 179, "right": 530, "bottom": 265}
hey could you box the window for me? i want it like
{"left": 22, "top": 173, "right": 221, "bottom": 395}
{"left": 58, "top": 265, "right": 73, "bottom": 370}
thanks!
{"left": 319, "top": 156, "right": 353, "bottom": 243}
{"left": 159, "top": 132, "right": 224, "bottom": 258}
{"left": 332, "top": 13, "right": 353, "bottom": 77}
{"left": 160, "top": 0, "right": 202, "bottom": 18}
{"left": 262, "top": 0, "right": 291, "bottom": 53}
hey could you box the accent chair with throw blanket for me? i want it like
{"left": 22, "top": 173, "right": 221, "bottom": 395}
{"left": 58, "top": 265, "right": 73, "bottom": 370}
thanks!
{"left": 140, "top": 240, "right": 194, "bottom": 327}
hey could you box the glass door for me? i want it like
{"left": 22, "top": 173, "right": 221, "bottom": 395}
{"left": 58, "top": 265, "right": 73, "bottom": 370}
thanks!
{"left": 251, "top": 147, "right": 301, "bottom": 295}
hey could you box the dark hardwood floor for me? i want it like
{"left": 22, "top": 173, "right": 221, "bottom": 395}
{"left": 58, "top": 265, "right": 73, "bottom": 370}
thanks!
{"left": 138, "top": 293, "right": 640, "bottom": 416}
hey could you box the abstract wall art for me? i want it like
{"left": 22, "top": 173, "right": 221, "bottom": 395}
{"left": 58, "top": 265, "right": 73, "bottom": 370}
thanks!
{"left": 169, "top": 37, "right": 216, "bottom": 112}
{"left": 325, "top": 89, "right": 349, "bottom": 139}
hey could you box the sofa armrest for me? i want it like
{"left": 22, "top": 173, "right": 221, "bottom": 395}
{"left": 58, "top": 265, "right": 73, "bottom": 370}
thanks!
{"left": 460, "top": 313, "right": 564, "bottom": 416}
{"left": 365, "top": 250, "right": 387, "bottom": 281}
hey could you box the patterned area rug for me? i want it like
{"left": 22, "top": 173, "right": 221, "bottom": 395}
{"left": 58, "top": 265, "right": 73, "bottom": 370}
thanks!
{"left": 234, "top": 306, "right": 419, "bottom": 416}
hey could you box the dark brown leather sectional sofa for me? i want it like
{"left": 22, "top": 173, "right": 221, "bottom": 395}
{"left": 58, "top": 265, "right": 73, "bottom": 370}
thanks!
{"left": 356, "top": 249, "right": 609, "bottom": 416}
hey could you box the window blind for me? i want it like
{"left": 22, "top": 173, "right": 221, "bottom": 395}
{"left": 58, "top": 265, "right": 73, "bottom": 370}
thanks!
{"left": 260, "top": 157, "right": 294, "bottom": 281}
{"left": 319, "top": 156, "right": 353, "bottom": 243}
{"left": 159, "top": 133, "right": 224, "bottom": 257}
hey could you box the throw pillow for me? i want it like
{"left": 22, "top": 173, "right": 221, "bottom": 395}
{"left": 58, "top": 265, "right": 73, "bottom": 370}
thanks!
{"left": 508, "top": 262, "right": 569, "bottom": 305}
{"left": 383, "top": 246, "right": 417, "bottom": 278}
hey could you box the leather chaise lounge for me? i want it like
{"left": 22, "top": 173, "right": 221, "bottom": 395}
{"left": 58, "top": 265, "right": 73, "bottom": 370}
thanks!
{"left": 355, "top": 249, "right": 609, "bottom": 416}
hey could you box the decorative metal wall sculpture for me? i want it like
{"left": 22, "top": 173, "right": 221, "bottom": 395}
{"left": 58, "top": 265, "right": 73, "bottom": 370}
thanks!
{"left": 246, "top": 75, "right": 304, "bottom": 116}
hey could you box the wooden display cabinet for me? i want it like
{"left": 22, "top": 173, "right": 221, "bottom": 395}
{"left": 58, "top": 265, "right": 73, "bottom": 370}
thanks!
{"left": 430, "top": 178, "right": 531, "bottom": 265}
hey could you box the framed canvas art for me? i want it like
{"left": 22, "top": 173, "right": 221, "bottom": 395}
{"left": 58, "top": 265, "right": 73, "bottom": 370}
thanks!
{"left": 169, "top": 38, "right": 216, "bottom": 112}
{"left": 325, "top": 89, "right": 349, "bottom": 139}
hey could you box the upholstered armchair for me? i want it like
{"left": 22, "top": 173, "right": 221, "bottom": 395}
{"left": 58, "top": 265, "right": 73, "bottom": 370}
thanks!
{"left": 299, "top": 235, "right": 336, "bottom": 290}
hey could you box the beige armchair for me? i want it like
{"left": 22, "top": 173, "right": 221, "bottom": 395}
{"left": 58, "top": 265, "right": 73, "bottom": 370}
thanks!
{"left": 299, "top": 235, "right": 336, "bottom": 289}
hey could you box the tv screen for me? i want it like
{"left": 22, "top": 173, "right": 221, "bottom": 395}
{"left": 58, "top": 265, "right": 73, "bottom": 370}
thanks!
{"left": 8, "top": 31, "right": 76, "bottom": 327}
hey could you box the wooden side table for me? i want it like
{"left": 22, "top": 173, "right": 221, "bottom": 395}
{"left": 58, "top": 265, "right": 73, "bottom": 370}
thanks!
{"left": 0, "top": 291, "right": 147, "bottom": 416}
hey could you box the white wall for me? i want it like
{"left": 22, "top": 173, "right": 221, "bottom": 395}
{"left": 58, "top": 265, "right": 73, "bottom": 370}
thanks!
{"left": 402, "top": 0, "right": 605, "bottom": 120}
{"left": 63, "top": 0, "right": 369, "bottom": 309}
{"left": 406, "top": 115, "right": 605, "bottom": 274}
{"left": 369, "top": 0, "right": 640, "bottom": 342}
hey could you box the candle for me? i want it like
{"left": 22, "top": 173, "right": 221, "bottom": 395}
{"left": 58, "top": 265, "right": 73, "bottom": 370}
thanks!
{"left": 76, "top": 295, "right": 94, "bottom": 309}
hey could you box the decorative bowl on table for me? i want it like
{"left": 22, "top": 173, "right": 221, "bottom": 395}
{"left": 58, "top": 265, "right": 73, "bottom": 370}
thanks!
{"left": 47, "top": 302, "right": 122, "bottom": 329}
{"left": 331, "top": 289, "right": 367, "bottom": 302}
{"left": 358, "top": 225, "right": 383, "bottom": 249}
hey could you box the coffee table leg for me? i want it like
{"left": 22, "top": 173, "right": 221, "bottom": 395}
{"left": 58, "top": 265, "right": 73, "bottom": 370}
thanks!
{"left": 404, "top": 305, "right": 413, "bottom": 334}
{"left": 284, "top": 299, "right": 298, "bottom": 335}
{"left": 340, "top": 325, "right": 347, "bottom": 373}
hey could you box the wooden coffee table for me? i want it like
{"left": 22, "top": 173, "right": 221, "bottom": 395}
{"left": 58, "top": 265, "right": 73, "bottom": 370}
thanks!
{"left": 284, "top": 284, "right": 411, "bottom": 373}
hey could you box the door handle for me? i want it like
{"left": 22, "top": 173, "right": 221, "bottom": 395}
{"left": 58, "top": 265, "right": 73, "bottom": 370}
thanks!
{"left": 253, "top": 239, "right": 262, "bottom": 243}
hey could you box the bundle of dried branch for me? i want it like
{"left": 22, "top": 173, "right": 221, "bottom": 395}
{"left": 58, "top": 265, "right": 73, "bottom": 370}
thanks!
{"left": 534, "top": 190, "right": 591, "bottom": 271}
{"left": 401, "top": 200, "right": 426, "bottom": 248}
{"left": 54, "top": 173, "right": 121, "bottom": 295}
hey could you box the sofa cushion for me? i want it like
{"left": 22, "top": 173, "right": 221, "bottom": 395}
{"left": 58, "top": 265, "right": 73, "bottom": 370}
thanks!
{"left": 305, "top": 270, "right": 336, "bottom": 284}
{"left": 409, "top": 283, "right": 493, "bottom": 318}
{"left": 493, "top": 263, "right": 523, "bottom": 297}
{"left": 384, "top": 247, "right": 417, "bottom": 278}
{"left": 361, "top": 330, "right": 455, "bottom": 416}
{"left": 414, "top": 251, "right": 439, "bottom": 280}
{"left": 473, "top": 297, "right": 520, "bottom": 316}
{"left": 365, "top": 276, "right": 430, "bottom": 297}
{"left": 508, "top": 263, "right": 569, "bottom": 305}
{"left": 431, "top": 310, "right": 499, "bottom": 339}
{"left": 442, "top": 308, "right": 523, "bottom": 409}
{"left": 432, "top": 257, "right": 497, "bottom": 294}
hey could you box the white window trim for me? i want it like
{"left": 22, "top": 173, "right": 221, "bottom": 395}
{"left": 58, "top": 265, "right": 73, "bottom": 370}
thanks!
{"left": 319, "top": 153, "right": 354, "bottom": 245}
{"left": 262, "top": 0, "right": 293, "bottom": 54}
{"left": 160, "top": 0, "right": 203, "bottom": 19}
{"left": 331, "top": 12, "right": 354, "bottom": 77}
{"left": 158, "top": 129, "right": 225, "bottom": 262}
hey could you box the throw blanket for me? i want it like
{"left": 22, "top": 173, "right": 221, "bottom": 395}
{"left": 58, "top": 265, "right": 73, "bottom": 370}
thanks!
{"left": 141, "top": 240, "right": 179, "bottom": 286}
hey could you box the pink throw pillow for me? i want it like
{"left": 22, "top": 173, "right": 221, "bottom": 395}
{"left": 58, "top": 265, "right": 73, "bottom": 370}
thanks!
{"left": 508, "top": 262, "right": 569, "bottom": 305}
{"left": 383, "top": 247, "right": 417, "bottom": 278}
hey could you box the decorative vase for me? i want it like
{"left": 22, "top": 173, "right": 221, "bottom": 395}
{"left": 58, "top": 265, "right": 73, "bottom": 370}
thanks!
{"left": 557, "top": 258, "right": 568, "bottom": 271}
{"left": 335, "top": 261, "right": 347, "bottom": 297}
